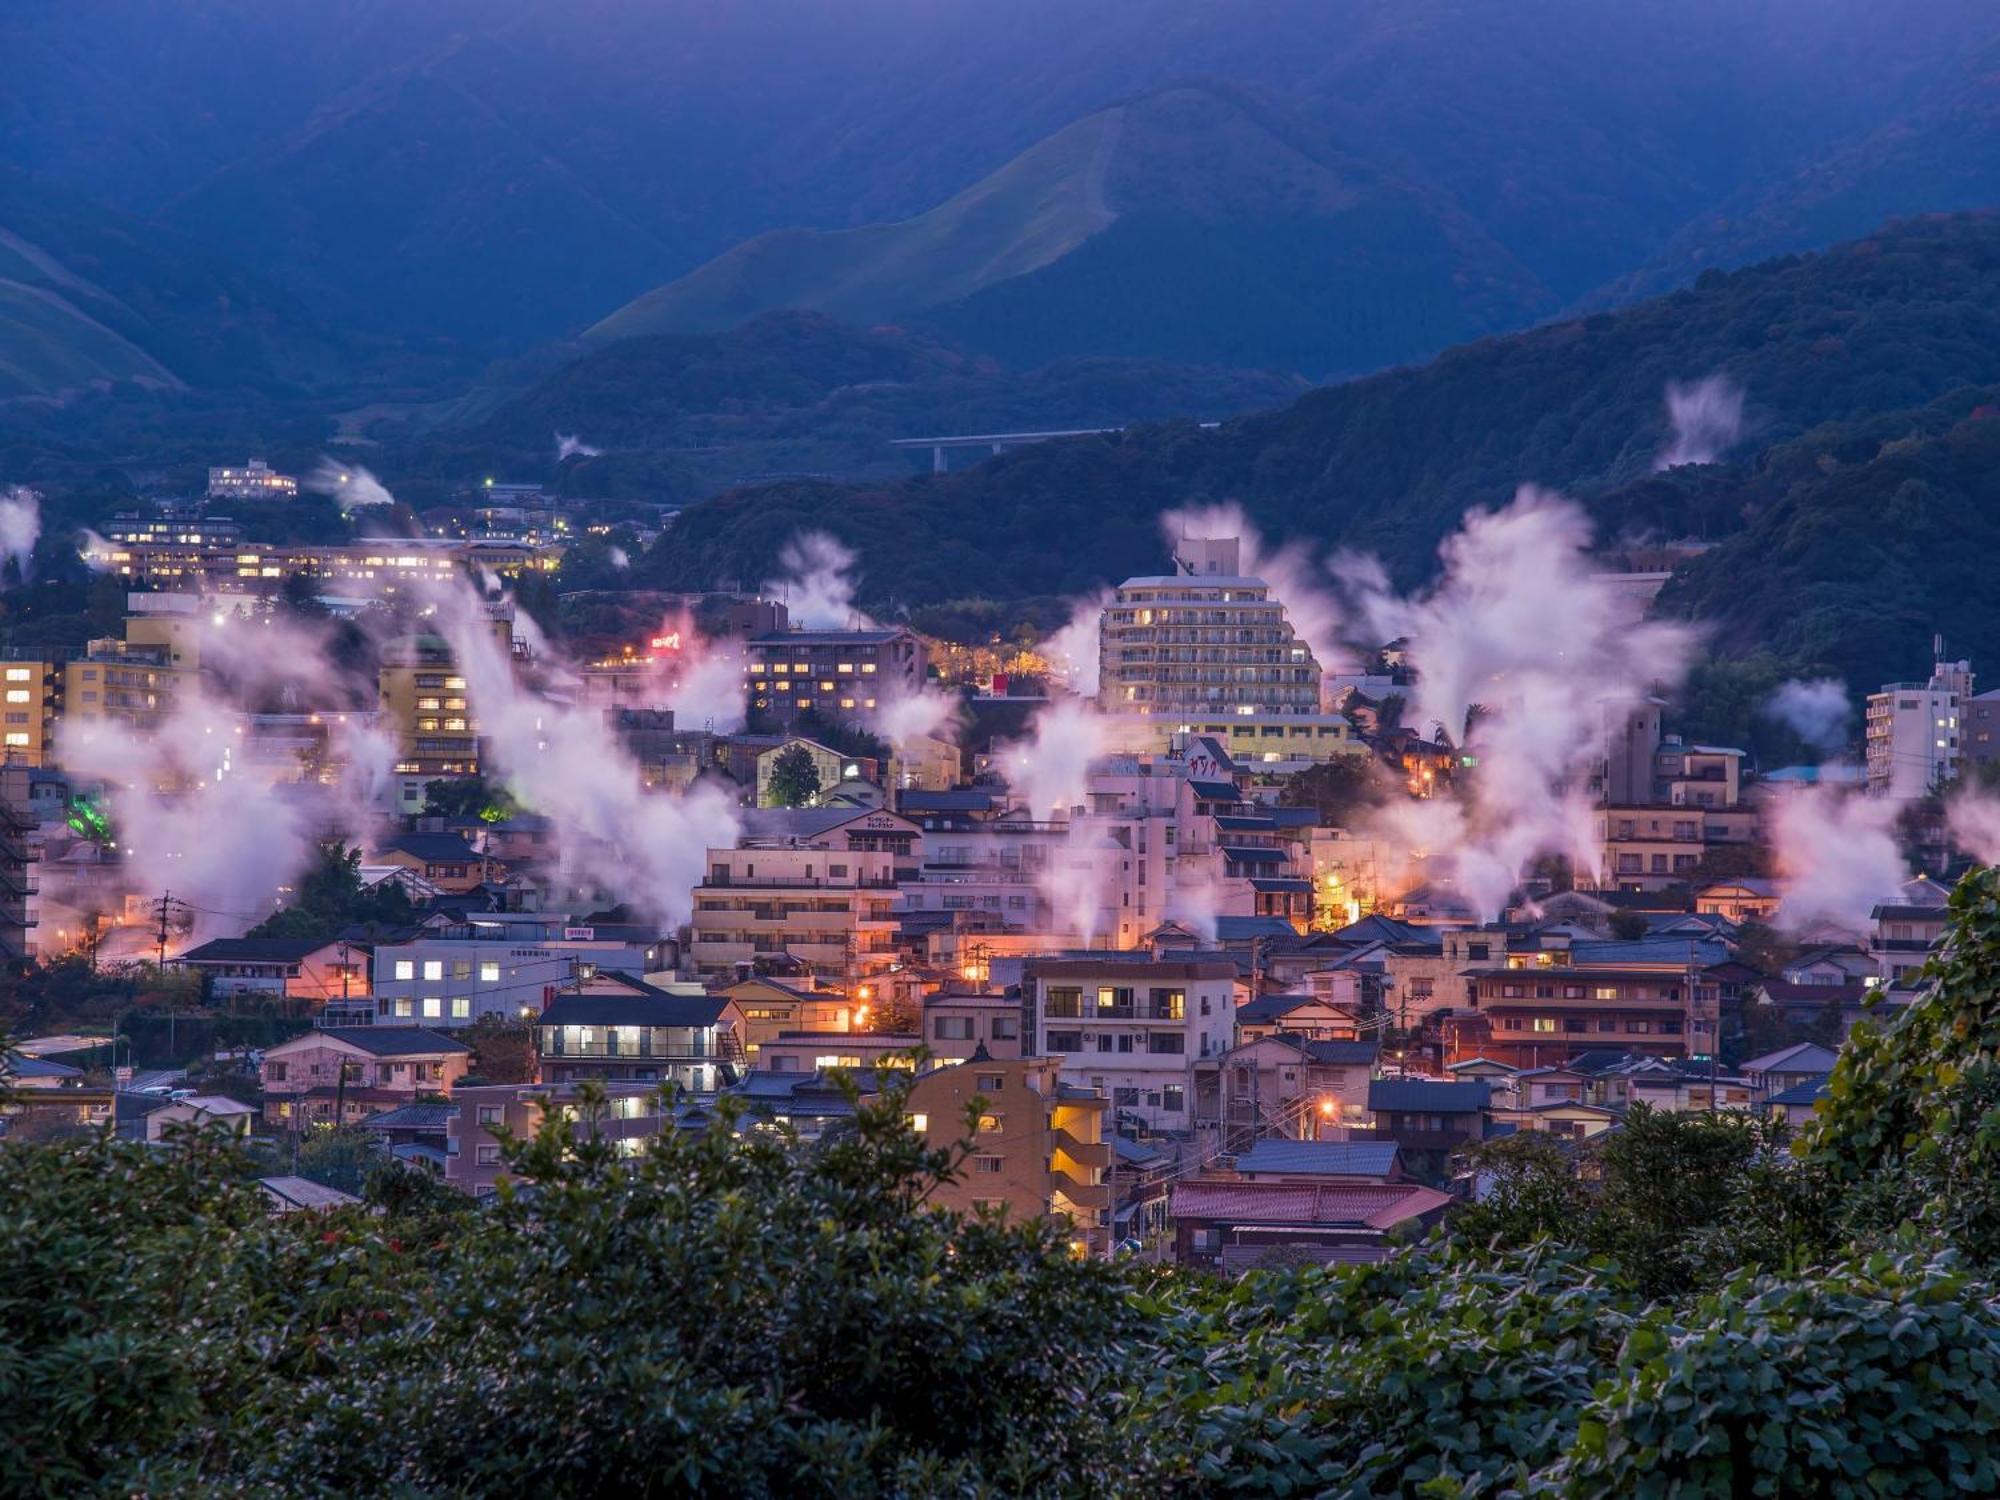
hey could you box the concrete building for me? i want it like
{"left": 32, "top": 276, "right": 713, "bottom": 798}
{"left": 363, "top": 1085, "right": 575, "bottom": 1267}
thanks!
{"left": 0, "top": 761, "right": 37, "bottom": 961}
{"left": 371, "top": 917, "right": 667, "bottom": 1027}
{"left": 534, "top": 974, "right": 733, "bottom": 1090}
{"left": 716, "top": 976, "right": 858, "bottom": 1064}
{"left": 0, "top": 660, "right": 61, "bottom": 764}
{"left": 1099, "top": 534, "right": 1321, "bottom": 719}
{"left": 261, "top": 1027, "right": 472, "bottom": 1129}
{"left": 1449, "top": 939, "right": 1731, "bottom": 1067}
{"left": 61, "top": 597, "right": 203, "bottom": 738}
{"left": 447, "top": 1081, "right": 675, "bottom": 1197}
{"left": 1866, "top": 647, "right": 1972, "bottom": 798}
{"left": 743, "top": 626, "right": 927, "bottom": 730}
{"left": 906, "top": 1052, "right": 1112, "bottom": 1254}
{"left": 1026, "top": 957, "right": 1238, "bottom": 1132}
{"left": 177, "top": 937, "right": 366, "bottom": 1002}
{"left": 1596, "top": 803, "right": 1759, "bottom": 891}
{"left": 690, "top": 809, "right": 919, "bottom": 982}
{"left": 79, "top": 534, "right": 559, "bottom": 597}
{"left": 922, "top": 991, "right": 1024, "bottom": 1063}
{"left": 207, "top": 458, "right": 298, "bottom": 501}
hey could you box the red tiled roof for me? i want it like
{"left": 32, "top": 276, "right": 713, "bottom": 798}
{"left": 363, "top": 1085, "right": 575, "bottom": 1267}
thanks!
{"left": 1169, "top": 1179, "right": 1452, "bottom": 1230}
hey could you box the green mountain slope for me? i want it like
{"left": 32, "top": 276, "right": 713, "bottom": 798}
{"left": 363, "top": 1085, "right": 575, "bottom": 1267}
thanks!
{"left": 0, "top": 169, "right": 343, "bottom": 401}
{"left": 588, "top": 86, "right": 1554, "bottom": 379}
{"left": 641, "top": 214, "right": 2000, "bottom": 624}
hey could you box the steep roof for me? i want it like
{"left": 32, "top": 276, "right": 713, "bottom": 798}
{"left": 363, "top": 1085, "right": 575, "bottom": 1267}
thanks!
{"left": 288, "top": 1026, "right": 472, "bottom": 1057}
{"left": 541, "top": 979, "right": 728, "bottom": 1028}
{"left": 1739, "top": 1041, "right": 1841, "bottom": 1075}
{"left": 382, "top": 833, "right": 484, "bottom": 862}
{"left": 1234, "top": 1139, "right": 1400, "bottom": 1179}
{"left": 179, "top": 937, "right": 335, "bottom": 964}
{"left": 358, "top": 1101, "right": 459, "bottom": 1130}
{"left": 1296, "top": 1039, "right": 1380, "bottom": 1067}
{"left": 1234, "top": 992, "right": 1315, "bottom": 1023}
{"left": 1766, "top": 1074, "right": 1833, "bottom": 1107}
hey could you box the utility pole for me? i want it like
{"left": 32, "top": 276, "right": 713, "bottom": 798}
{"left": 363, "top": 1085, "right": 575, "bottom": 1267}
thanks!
{"left": 154, "top": 890, "right": 174, "bottom": 970}
{"left": 333, "top": 1057, "right": 350, "bottom": 1128}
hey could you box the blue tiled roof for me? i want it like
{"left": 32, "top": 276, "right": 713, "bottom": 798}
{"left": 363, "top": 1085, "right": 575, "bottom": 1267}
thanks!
{"left": 1368, "top": 1078, "right": 1491, "bottom": 1113}
{"left": 1235, "top": 1139, "right": 1400, "bottom": 1178}
{"left": 1766, "top": 1074, "right": 1833, "bottom": 1107}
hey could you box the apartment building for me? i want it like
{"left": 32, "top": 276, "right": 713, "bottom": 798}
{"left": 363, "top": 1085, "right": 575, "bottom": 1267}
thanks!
{"left": 0, "top": 660, "right": 60, "bottom": 764}
{"left": 1027, "top": 958, "right": 1238, "bottom": 1132}
{"left": 1866, "top": 648, "right": 1972, "bottom": 798}
{"left": 78, "top": 534, "right": 559, "bottom": 596}
{"left": 61, "top": 595, "right": 203, "bottom": 737}
{"left": 922, "top": 991, "right": 1024, "bottom": 1062}
{"left": 716, "top": 976, "right": 858, "bottom": 1063}
{"left": 260, "top": 1027, "right": 472, "bottom": 1129}
{"left": 534, "top": 974, "right": 733, "bottom": 1090}
{"left": 446, "top": 1082, "right": 671, "bottom": 1197}
{"left": 1596, "top": 803, "right": 1759, "bottom": 891}
{"left": 372, "top": 917, "right": 667, "bottom": 1027}
{"left": 743, "top": 626, "right": 927, "bottom": 730}
{"left": 0, "top": 762, "right": 37, "bottom": 961}
{"left": 690, "top": 808, "right": 919, "bottom": 981}
{"left": 207, "top": 458, "right": 298, "bottom": 501}
{"left": 1098, "top": 535, "right": 1322, "bottom": 718}
{"left": 1451, "top": 939, "right": 1730, "bottom": 1067}
{"left": 906, "top": 1053, "right": 1112, "bottom": 1254}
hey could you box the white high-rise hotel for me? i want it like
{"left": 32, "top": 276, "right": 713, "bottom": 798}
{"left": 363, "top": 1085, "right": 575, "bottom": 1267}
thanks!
{"left": 1866, "top": 639, "right": 1972, "bottom": 799}
{"left": 1098, "top": 535, "right": 1352, "bottom": 763}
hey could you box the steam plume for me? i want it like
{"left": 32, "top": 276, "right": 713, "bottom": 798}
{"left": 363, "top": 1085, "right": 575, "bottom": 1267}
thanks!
{"left": 305, "top": 458, "right": 396, "bottom": 510}
{"left": 764, "top": 531, "right": 872, "bottom": 629}
{"left": 1002, "top": 699, "right": 1108, "bottom": 817}
{"left": 556, "top": 432, "right": 603, "bottom": 461}
{"left": 1947, "top": 791, "right": 2000, "bottom": 866}
{"left": 1348, "top": 487, "right": 1697, "bottom": 918}
{"left": 1041, "top": 587, "right": 1113, "bottom": 699}
{"left": 1655, "top": 374, "right": 1744, "bottom": 470}
{"left": 0, "top": 487, "right": 41, "bottom": 579}
{"left": 1762, "top": 678, "right": 1852, "bottom": 754}
{"left": 1770, "top": 786, "right": 1904, "bottom": 933}
{"left": 870, "top": 685, "right": 960, "bottom": 750}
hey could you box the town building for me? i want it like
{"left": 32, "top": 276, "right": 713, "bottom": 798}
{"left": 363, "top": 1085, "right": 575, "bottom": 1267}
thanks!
{"left": 1199, "top": 1034, "right": 1378, "bottom": 1151}
{"left": 206, "top": 458, "right": 298, "bottom": 502}
{"left": 260, "top": 1027, "right": 472, "bottom": 1129}
{"left": 376, "top": 608, "right": 522, "bottom": 793}
{"left": 1866, "top": 645, "right": 1973, "bottom": 798}
{"left": 743, "top": 626, "right": 927, "bottom": 730}
{"left": 534, "top": 974, "right": 734, "bottom": 1091}
{"left": 0, "top": 762, "right": 38, "bottom": 961}
{"left": 1595, "top": 803, "right": 1758, "bottom": 891}
{"left": 690, "top": 808, "right": 918, "bottom": 982}
{"left": 176, "top": 937, "right": 367, "bottom": 1001}
{"left": 715, "top": 976, "right": 858, "bottom": 1064}
{"left": 371, "top": 916, "right": 667, "bottom": 1027}
{"left": 754, "top": 737, "right": 880, "bottom": 807}
{"left": 1451, "top": 938, "right": 1730, "bottom": 1067}
{"left": 78, "top": 534, "right": 560, "bottom": 597}
{"left": 921, "top": 991, "right": 1024, "bottom": 1062}
{"left": 757, "top": 1031, "right": 920, "bottom": 1074}
{"left": 1364, "top": 1077, "right": 1491, "bottom": 1158}
{"left": 906, "top": 1051, "right": 1112, "bottom": 1254}
{"left": 1169, "top": 1177, "right": 1452, "bottom": 1272}
{"left": 446, "top": 1081, "right": 678, "bottom": 1197}
{"left": 0, "top": 660, "right": 61, "bottom": 764}
{"left": 1026, "top": 957, "right": 1238, "bottom": 1133}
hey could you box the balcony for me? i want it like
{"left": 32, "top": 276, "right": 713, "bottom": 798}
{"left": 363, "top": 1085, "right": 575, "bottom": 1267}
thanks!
{"left": 539, "top": 1035, "right": 715, "bottom": 1060}
{"left": 1050, "top": 1126, "right": 1111, "bottom": 1170}
{"left": 1047, "top": 1166, "right": 1112, "bottom": 1211}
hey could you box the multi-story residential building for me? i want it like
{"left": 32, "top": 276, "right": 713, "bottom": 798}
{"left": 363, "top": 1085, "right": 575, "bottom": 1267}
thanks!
{"left": 1595, "top": 803, "right": 1759, "bottom": 891}
{"left": 906, "top": 1053, "right": 1112, "bottom": 1254}
{"left": 446, "top": 1081, "right": 674, "bottom": 1197}
{"left": 534, "top": 974, "right": 734, "bottom": 1090}
{"left": 690, "top": 808, "right": 920, "bottom": 981}
{"left": 1026, "top": 957, "right": 1238, "bottom": 1133}
{"left": 1450, "top": 938, "right": 1731, "bottom": 1067}
{"left": 371, "top": 916, "right": 669, "bottom": 1027}
{"left": 1866, "top": 646, "right": 1972, "bottom": 798}
{"left": 207, "top": 458, "right": 298, "bottom": 501}
{"left": 743, "top": 626, "right": 927, "bottom": 730}
{"left": 61, "top": 604, "right": 201, "bottom": 737}
{"left": 1099, "top": 535, "right": 1321, "bottom": 718}
{"left": 78, "top": 534, "right": 559, "bottom": 597}
{"left": 0, "top": 761, "right": 38, "bottom": 961}
{"left": 922, "top": 991, "right": 1024, "bottom": 1063}
{"left": 376, "top": 605, "right": 520, "bottom": 797}
{"left": 1199, "top": 1034, "right": 1378, "bottom": 1151}
{"left": 1870, "top": 878, "right": 1952, "bottom": 990}
{"left": 1964, "top": 686, "right": 2000, "bottom": 769}
{"left": 0, "top": 660, "right": 61, "bottom": 765}
{"left": 104, "top": 514, "right": 244, "bottom": 548}
{"left": 758, "top": 1030, "right": 921, "bottom": 1073}
{"left": 1653, "top": 738, "right": 1743, "bottom": 807}
{"left": 371, "top": 832, "right": 502, "bottom": 895}
{"left": 260, "top": 1027, "right": 472, "bottom": 1129}
{"left": 716, "top": 976, "right": 858, "bottom": 1063}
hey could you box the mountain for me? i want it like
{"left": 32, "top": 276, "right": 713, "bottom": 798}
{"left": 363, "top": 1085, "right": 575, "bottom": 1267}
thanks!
{"left": 587, "top": 87, "right": 1553, "bottom": 378}
{"left": 640, "top": 214, "right": 2000, "bottom": 634}
{"left": 7, "top": 1, "right": 1993, "bottom": 351}
{"left": 0, "top": 169, "right": 344, "bottom": 402}
{"left": 383, "top": 310, "right": 1309, "bottom": 503}
{"left": 1600, "top": 44, "right": 2000, "bottom": 306}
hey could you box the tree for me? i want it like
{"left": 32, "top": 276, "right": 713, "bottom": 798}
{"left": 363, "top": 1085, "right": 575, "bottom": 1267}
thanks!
{"left": 422, "top": 776, "right": 518, "bottom": 821}
{"left": 462, "top": 1015, "right": 535, "bottom": 1084}
{"left": 246, "top": 844, "right": 415, "bottom": 944}
{"left": 1276, "top": 753, "right": 1387, "bottom": 827}
{"left": 765, "top": 743, "right": 823, "bottom": 808}
{"left": 1607, "top": 908, "right": 1650, "bottom": 941}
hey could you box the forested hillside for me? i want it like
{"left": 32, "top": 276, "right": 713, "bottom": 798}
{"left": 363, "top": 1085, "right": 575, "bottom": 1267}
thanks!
{"left": 645, "top": 214, "right": 2000, "bottom": 651}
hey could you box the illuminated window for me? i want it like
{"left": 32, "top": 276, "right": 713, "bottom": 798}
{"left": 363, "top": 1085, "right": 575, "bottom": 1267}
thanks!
{"left": 819, "top": 680, "right": 835, "bottom": 692}
{"left": 451, "top": 997, "right": 471, "bottom": 1019}
{"left": 976, "top": 1113, "right": 1001, "bottom": 1133}
{"left": 2, "top": 733, "right": 25, "bottom": 747}
{"left": 423, "top": 960, "right": 443, "bottom": 981}
{"left": 422, "top": 997, "right": 442, "bottom": 1018}
{"left": 3, "top": 690, "right": 27, "bottom": 703}
{"left": 906, "top": 1113, "right": 928, "bottom": 1133}
{"left": 860, "top": 663, "right": 876, "bottom": 674}
{"left": 393, "top": 998, "right": 414, "bottom": 1017}
{"left": 1531, "top": 1017, "right": 1557, "bottom": 1034}
{"left": 3, "top": 668, "right": 28, "bottom": 682}
{"left": 480, "top": 961, "right": 500, "bottom": 982}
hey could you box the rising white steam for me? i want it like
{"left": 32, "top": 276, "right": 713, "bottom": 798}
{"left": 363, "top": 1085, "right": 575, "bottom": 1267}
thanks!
{"left": 1042, "top": 587, "right": 1113, "bottom": 699}
{"left": 304, "top": 457, "right": 396, "bottom": 510}
{"left": 1947, "top": 792, "right": 2000, "bottom": 866}
{"left": 1654, "top": 374, "right": 1745, "bottom": 470}
{"left": 660, "top": 623, "right": 747, "bottom": 734}
{"left": 609, "top": 546, "right": 631, "bottom": 570}
{"left": 764, "top": 531, "right": 873, "bottom": 629}
{"left": 1770, "top": 786, "right": 1904, "bottom": 934}
{"left": 1762, "top": 678, "right": 1852, "bottom": 754}
{"left": 869, "top": 685, "right": 960, "bottom": 750}
{"left": 1002, "top": 699, "right": 1109, "bottom": 817}
{"left": 56, "top": 688, "right": 310, "bottom": 946}
{"left": 1160, "top": 502, "right": 1349, "bottom": 677}
{"left": 0, "top": 487, "right": 41, "bottom": 579}
{"left": 1348, "top": 487, "right": 1697, "bottom": 918}
{"left": 556, "top": 432, "right": 603, "bottom": 461}
{"left": 75, "top": 528, "right": 115, "bottom": 572}
{"left": 430, "top": 583, "right": 741, "bottom": 927}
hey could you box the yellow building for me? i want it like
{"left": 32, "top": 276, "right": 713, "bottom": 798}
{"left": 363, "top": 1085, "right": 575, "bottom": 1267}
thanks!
{"left": 905, "top": 1053, "right": 1112, "bottom": 1255}
{"left": 0, "top": 661, "right": 61, "bottom": 765}
{"left": 716, "top": 976, "right": 857, "bottom": 1063}
{"left": 378, "top": 636, "right": 479, "bottom": 781}
{"left": 888, "top": 731, "right": 961, "bottom": 793}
